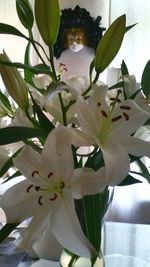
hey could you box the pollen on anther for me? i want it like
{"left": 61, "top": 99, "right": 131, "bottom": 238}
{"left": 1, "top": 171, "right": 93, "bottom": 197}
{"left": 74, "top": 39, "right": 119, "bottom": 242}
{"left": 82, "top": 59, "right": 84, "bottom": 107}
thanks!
{"left": 48, "top": 172, "right": 53, "bottom": 178}
{"left": 50, "top": 193, "right": 57, "bottom": 201}
{"left": 32, "top": 170, "right": 39, "bottom": 177}
{"left": 26, "top": 184, "right": 34, "bottom": 193}
{"left": 60, "top": 181, "right": 65, "bottom": 189}
{"left": 123, "top": 112, "right": 129, "bottom": 121}
{"left": 38, "top": 196, "right": 43, "bottom": 205}
{"left": 111, "top": 115, "right": 122, "bottom": 122}
{"left": 35, "top": 186, "right": 40, "bottom": 191}
{"left": 120, "top": 105, "right": 131, "bottom": 110}
{"left": 101, "top": 110, "right": 108, "bottom": 118}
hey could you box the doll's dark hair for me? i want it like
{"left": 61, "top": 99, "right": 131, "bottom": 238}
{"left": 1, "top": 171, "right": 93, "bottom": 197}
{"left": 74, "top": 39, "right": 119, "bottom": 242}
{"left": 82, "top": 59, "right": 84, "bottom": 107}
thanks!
{"left": 54, "top": 5, "right": 106, "bottom": 59}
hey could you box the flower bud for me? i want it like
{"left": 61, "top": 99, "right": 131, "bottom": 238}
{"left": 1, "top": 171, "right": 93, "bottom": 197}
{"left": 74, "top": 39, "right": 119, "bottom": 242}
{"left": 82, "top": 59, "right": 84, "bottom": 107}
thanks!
{"left": 0, "top": 51, "right": 29, "bottom": 111}
{"left": 35, "top": 0, "right": 60, "bottom": 46}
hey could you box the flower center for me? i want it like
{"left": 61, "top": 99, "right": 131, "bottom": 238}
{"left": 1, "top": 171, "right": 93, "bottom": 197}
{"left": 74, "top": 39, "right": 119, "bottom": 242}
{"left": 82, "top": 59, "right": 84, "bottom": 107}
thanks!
{"left": 26, "top": 170, "right": 66, "bottom": 206}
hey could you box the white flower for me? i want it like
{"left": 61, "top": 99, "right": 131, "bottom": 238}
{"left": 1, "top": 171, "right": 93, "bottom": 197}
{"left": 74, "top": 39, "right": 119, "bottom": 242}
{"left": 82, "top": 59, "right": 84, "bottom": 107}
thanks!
{"left": 75, "top": 84, "right": 150, "bottom": 185}
{"left": 122, "top": 75, "right": 150, "bottom": 111}
{"left": 0, "top": 126, "right": 105, "bottom": 258}
{"left": 33, "top": 75, "right": 51, "bottom": 89}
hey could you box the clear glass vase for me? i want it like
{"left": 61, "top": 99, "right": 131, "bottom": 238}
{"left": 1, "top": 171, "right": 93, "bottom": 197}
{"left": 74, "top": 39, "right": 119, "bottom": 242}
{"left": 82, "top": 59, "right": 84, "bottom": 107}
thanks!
{"left": 59, "top": 187, "right": 114, "bottom": 267}
{"left": 59, "top": 249, "right": 105, "bottom": 267}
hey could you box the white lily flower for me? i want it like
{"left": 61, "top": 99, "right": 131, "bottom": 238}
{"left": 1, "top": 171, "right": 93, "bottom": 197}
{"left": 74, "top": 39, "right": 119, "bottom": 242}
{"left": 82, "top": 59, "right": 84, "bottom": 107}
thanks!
{"left": 43, "top": 76, "right": 90, "bottom": 125}
{"left": 75, "top": 84, "right": 150, "bottom": 185}
{"left": 122, "top": 75, "right": 150, "bottom": 111}
{"left": 33, "top": 75, "right": 51, "bottom": 89}
{"left": 0, "top": 126, "right": 105, "bottom": 258}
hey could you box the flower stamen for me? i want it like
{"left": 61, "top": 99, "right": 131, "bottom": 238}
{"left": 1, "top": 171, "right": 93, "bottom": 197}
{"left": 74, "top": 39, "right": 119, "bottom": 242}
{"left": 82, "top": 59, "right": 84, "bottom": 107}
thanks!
{"left": 111, "top": 115, "right": 122, "bottom": 122}
{"left": 123, "top": 112, "right": 129, "bottom": 120}
{"left": 38, "top": 196, "right": 43, "bottom": 205}
{"left": 50, "top": 193, "right": 57, "bottom": 201}
{"left": 48, "top": 172, "right": 53, "bottom": 178}
{"left": 60, "top": 181, "right": 65, "bottom": 189}
{"left": 35, "top": 186, "right": 41, "bottom": 191}
{"left": 32, "top": 170, "right": 39, "bottom": 177}
{"left": 26, "top": 184, "right": 34, "bottom": 193}
{"left": 120, "top": 105, "right": 131, "bottom": 110}
{"left": 101, "top": 110, "right": 108, "bottom": 118}
{"left": 97, "top": 102, "right": 101, "bottom": 107}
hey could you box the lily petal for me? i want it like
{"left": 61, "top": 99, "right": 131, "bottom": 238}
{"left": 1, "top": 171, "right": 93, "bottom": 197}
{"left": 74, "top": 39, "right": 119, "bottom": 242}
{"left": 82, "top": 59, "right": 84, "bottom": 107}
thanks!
{"left": 42, "top": 126, "right": 74, "bottom": 181}
{"left": 13, "top": 146, "right": 48, "bottom": 186}
{"left": 77, "top": 97, "right": 99, "bottom": 138}
{"left": 0, "top": 180, "right": 40, "bottom": 222}
{"left": 51, "top": 195, "right": 97, "bottom": 258}
{"left": 72, "top": 167, "right": 106, "bottom": 199}
{"left": 122, "top": 136, "right": 150, "bottom": 157}
{"left": 21, "top": 206, "right": 50, "bottom": 251}
{"left": 33, "top": 225, "right": 63, "bottom": 261}
{"left": 102, "top": 142, "right": 130, "bottom": 185}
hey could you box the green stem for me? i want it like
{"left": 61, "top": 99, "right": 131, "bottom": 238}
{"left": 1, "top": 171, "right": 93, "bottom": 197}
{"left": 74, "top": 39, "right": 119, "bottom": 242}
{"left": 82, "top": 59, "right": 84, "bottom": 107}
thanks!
{"left": 68, "top": 255, "right": 79, "bottom": 267}
{"left": 29, "top": 30, "right": 49, "bottom": 66}
{"left": 49, "top": 46, "right": 57, "bottom": 81}
{"left": 58, "top": 93, "right": 67, "bottom": 126}
{"left": 92, "top": 72, "right": 100, "bottom": 84}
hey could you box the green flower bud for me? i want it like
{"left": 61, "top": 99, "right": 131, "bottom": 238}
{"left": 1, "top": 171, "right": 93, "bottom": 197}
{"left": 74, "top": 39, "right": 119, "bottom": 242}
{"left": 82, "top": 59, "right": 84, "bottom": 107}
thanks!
{"left": 0, "top": 51, "right": 29, "bottom": 111}
{"left": 35, "top": 0, "right": 60, "bottom": 46}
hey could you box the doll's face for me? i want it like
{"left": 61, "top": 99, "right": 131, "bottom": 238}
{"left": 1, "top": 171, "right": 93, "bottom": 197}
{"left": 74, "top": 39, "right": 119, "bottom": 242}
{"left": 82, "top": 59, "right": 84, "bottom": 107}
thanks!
{"left": 63, "top": 28, "right": 88, "bottom": 52}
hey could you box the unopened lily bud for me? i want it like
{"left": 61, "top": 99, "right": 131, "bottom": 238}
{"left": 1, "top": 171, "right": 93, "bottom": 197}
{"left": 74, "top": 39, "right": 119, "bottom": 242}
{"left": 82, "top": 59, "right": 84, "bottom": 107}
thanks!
{"left": 0, "top": 52, "right": 29, "bottom": 111}
{"left": 35, "top": 0, "right": 60, "bottom": 46}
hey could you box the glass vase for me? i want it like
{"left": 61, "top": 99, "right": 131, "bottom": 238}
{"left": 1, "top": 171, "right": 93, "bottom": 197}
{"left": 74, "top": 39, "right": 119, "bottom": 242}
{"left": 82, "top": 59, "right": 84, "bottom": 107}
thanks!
{"left": 59, "top": 249, "right": 104, "bottom": 267}
{"left": 59, "top": 187, "right": 114, "bottom": 267}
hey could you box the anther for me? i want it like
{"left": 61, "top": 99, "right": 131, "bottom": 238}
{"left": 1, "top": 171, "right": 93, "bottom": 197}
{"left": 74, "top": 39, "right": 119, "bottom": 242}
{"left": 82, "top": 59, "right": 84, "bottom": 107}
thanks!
{"left": 35, "top": 186, "right": 41, "bottom": 191}
{"left": 48, "top": 172, "right": 53, "bottom": 178}
{"left": 97, "top": 102, "right": 101, "bottom": 107}
{"left": 60, "top": 181, "right": 65, "bottom": 189}
{"left": 120, "top": 105, "right": 131, "bottom": 110}
{"left": 123, "top": 112, "right": 129, "bottom": 120}
{"left": 111, "top": 115, "right": 122, "bottom": 122}
{"left": 50, "top": 194, "right": 57, "bottom": 201}
{"left": 38, "top": 196, "right": 43, "bottom": 205}
{"left": 26, "top": 184, "right": 34, "bottom": 193}
{"left": 101, "top": 110, "right": 108, "bottom": 118}
{"left": 109, "top": 97, "right": 121, "bottom": 103}
{"left": 32, "top": 170, "right": 39, "bottom": 177}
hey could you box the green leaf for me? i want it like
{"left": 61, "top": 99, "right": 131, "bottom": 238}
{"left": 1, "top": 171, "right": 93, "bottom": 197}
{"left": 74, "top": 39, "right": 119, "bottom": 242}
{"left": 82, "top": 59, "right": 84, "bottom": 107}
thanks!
{"left": 0, "top": 23, "right": 28, "bottom": 39}
{"left": 35, "top": 0, "right": 60, "bottom": 46}
{"left": 0, "top": 148, "right": 22, "bottom": 178}
{"left": 136, "top": 158, "right": 150, "bottom": 182}
{"left": 30, "top": 94, "right": 54, "bottom": 133}
{"left": 3, "top": 170, "right": 21, "bottom": 183}
{"left": 125, "top": 23, "right": 137, "bottom": 33}
{"left": 0, "top": 59, "right": 52, "bottom": 76}
{"left": 95, "top": 15, "right": 126, "bottom": 73}
{"left": 16, "top": 0, "right": 34, "bottom": 30}
{"left": 118, "top": 174, "right": 142, "bottom": 186}
{"left": 0, "top": 126, "right": 44, "bottom": 145}
{"left": 108, "top": 81, "right": 124, "bottom": 90}
{"left": 121, "top": 60, "right": 129, "bottom": 75}
{"left": 85, "top": 150, "right": 104, "bottom": 171}
{"left": 0, "top": 223, "right": 19, "bottom": 243}
{"left": 141, "top": 60, "right": 150, "bottom": 102}
{"left": 83, "top": 188, "right": 111, "bottom": 251}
